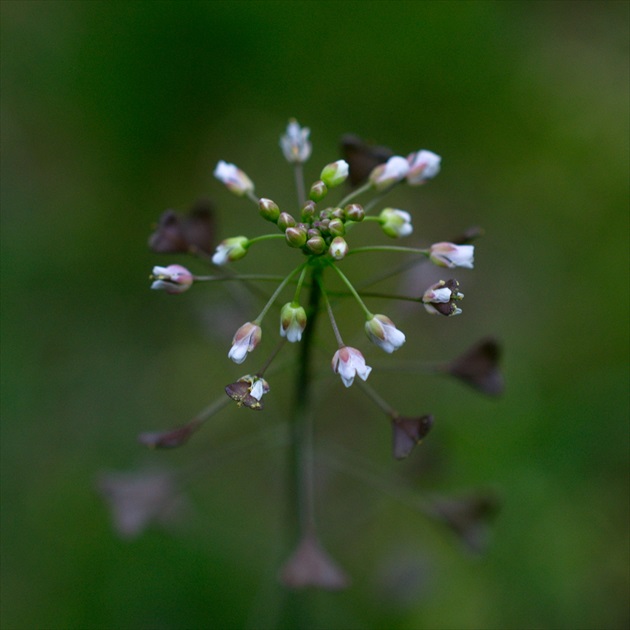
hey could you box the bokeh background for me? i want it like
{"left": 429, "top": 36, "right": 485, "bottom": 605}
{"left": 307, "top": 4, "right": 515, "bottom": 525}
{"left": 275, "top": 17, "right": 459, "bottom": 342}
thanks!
{"left": 1, "top": 1, "right": 628, "bottom": 629}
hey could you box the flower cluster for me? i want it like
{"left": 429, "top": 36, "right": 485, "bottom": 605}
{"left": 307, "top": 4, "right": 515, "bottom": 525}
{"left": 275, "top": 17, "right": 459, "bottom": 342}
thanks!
{"left": 137, "top": 120, "right": 501, "bottom": 590}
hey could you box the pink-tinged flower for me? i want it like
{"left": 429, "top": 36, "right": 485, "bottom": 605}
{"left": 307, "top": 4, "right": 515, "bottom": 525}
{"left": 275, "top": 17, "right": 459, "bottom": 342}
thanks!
{"left": 379, "top": 208, "right": 413, "bottom": 238}
{"left": 422, "top": 279, "right": 464, "bottom": 316}
{"left": 213, "top": 160, "right": 254, "bottom": 196}
{"left": 212, "top": 236, "right": 249, "bottom": 265}
{"left": 369, "top": 156, "right": 410, "bottom": 190}
{"left": 331, "top": 346, "right": 372, "bottom": 387}
{"left": 406, "top": 150, "right": 441, "bottom": 185}
{"left": 279, "top": 303, "right": 307, "bottom": 343}
{"left": 150, "top": 265, "right": 194, "bottom": 294}
{"left": 329, "top": 236, "right": 349, "bottom": 260}
{"left": 429, "top": 242, "right": 474, "bottom": 269}
{"left": 280, "top": 119, "right": 312, "bottom": 164}
{"left": 365, "top": 314, "right": 406, "bottom": 353}
{"left": 320, "top": 159, "right": 350, "bottom": 188}
{"left": 228, "top": 322, "right": 262, "bottom": 364}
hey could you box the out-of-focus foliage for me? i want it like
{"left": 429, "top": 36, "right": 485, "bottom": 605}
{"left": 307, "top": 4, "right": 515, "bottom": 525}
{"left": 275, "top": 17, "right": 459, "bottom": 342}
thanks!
{"left": 1, "top": 1, "right": 628, "bottom": 629}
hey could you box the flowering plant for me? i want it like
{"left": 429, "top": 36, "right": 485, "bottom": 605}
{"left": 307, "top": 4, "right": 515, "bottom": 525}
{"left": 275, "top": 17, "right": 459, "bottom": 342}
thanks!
{"left": 102, "top": 120, "right": 503, "bottom": 592}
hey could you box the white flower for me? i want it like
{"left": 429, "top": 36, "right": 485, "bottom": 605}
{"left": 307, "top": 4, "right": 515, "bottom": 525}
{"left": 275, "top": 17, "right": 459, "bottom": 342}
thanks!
{"left": 150, "top": 264, "right": 194, "bottom": 294}
{"left": 369, "top": 156, "right": 410, "bottom": 190}
{"left": 249, "top": 377, "right": 270, "bottom": 401}
{"left": 331, "top": 346, "right": 372, "bottom": 387}
{"left": 406, "top": 150, "right": 441, "bottom": 185}
{"left": 365, "top": 314, "right": 406, "bottom": 353}
{"left": 213, "top": 160, "right": 254, "bottom": 196}
{"left": 429, "top": 242, "right": 475, "bottom": 269}
{"left": 280, "top": 303, "right": 307, "bottom": 343}
{"left": 280, "top": 119, "right": 312, "bottom": 164}
{"left": 379, "top": 208, "right": 413, "bottom": 238}
{"left": 329, "top": 236, "right": 349, "bottom": 260}
{"left": 228, "top": 322, "right": 262, "bottom": 364}
{"left": 211, "top": 236, "right": 248, "bottom": 266}
{"left": 320, "top": 160, "right": 349, "bottom": 188}
{"left": 422, "top": 279, "right": 464, "bottom": 316}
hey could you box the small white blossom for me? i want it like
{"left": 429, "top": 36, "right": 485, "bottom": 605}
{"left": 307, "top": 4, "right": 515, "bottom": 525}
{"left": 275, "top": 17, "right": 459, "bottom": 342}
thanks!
{"left": 150, "top": 265, "right": 194, "bottom": 294}
{"left": 213, "top": 160, "right": 254, "bottom": 196}
{"left": 365, "top": 314, "right": 406, "bottom": 353}
{"left": 228, "top": 322, "right": 262, "bottom": 364}
{"left": 429, "top": 242, "right": 475, "bottom": 269}
{"left": 406, "top": 150, "right": 441, "bottom": 185}
{"left": 249, "top": 377, "right": 270, "bottom": 401}
{"left": 280, "top": 119, "right": 312, "bottom": 164}
{"left": 212, "top": 236, "right": 248, "bottom": 266}
{"left": 422, "top": 279, "right": 464, "bottom": 316}
{"left": 331, "top": 346, "right": 372, "bottom": 388}
{"left": 320, "top": 160, "right": 349, "bottom": 188}
{"left": 280, "top": 303, "right": 307, "bottom": 343}
{"left": 329, "top": 236, "right": 349, "bottom": 260}
{"left": 369, "top": 156, "right": 410, "bottom": 190}
{"left": 379, "top": 208, "right": 413, "bottom": 238}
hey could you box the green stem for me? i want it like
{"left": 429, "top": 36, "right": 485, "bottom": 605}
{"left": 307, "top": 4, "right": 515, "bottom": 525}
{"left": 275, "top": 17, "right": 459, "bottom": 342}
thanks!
{"left": 330, "top": 264, "right": 373, "bottom": 319}
{"left": 337, "top": 180, "right": 373, "bottom": 207}
{"left": 347, "top": 245, "right": 429, "bottom": 256}
{"left": 247, "top": 233, "right": 287, "bottom": 247}
{"left": 280, "top": 265, "right": 322, "bottom": 629}
{"left": 254, "top": 263, "right": 307, "bottom": 324}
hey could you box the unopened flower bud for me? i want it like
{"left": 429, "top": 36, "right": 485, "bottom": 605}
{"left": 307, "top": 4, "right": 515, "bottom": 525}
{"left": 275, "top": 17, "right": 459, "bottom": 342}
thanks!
{"left": 369, "top": 156, "right": 410, "bottom": 190}
{"left": 379, "top": 208, "right": 413, "bottom": 238}
{"left": 406, "top": 150, "right": 441, "bottom": 185}
{"left": 331, "top": 207, "right": 345, "bottom": 220}
{"left": 422, "top": 279, "right": 464, "bottom": 316}
{"left": 280, "top": 119, "right": 311, "bottom": 164}
{"left": 280, "top": 302, "right": 307, "bottom": 343}
{"left": 365, "top": 314, "right": 406, "bottom": 353}
{"left": 320, "top": 160, "right": 349, "bottom": 188}
{"left": 331, "top": 346, "right": 372, "bottom": 387}
{"left": 213, "top": 160, "right": 254, "bottom": 196}
{"left": 301, "top": 200, "right": 317, "bottom": 222}
{"left": 228, "top": 322, "right": 262, "bottom": 364}
{"left": 150, "top": 265, "right": 194, "bottom": 294}
{"left": 259, "top": 198, "right": 280, "bottom": 223}
{"left": 285, "top": 226, "right": 307, "bottom": 248}
{"left": 344, "top": 204, "right": 364, "bottom": 222}
{"left": 278, "top": 212, "right": 297, "bottom": 231}
{"left": 429, "top": 242, "right": 475, "bottom": 269}
{"left": 329, "top": 236, "right": 349, "bottom": 260}
{"left": 212, "top": 236, "right": 249, "bottom": 265}
{"left": 306, "top": 236, "right": 326, "bottom": 255}
{"left": 309, "top": 180, "right": 328, "bottom": 202}
{"left": 328, "top": 218, "right": 345, "bottom": 237}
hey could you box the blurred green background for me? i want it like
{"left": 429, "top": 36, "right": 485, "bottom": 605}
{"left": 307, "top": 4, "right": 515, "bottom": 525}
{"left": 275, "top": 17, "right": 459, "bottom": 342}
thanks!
{"left": 1, "top": 1, "right": 628, "bottom": 628}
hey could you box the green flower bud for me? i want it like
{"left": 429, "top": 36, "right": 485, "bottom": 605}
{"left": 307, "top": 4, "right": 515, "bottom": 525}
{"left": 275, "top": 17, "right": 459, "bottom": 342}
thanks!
{"left": 278, "top": 212, "right": 297, "bottom": 231}
{"left": 309, "top": 180, "right": 328, "bottom": 202}
{"left": 259, "top": 198, "right": 280, "bottom": 223}
{"left": 301, "top": 201, "right": 316, "bottom": 223}
{"left": 345, "top": 204, "right": 365, "bottom": 222}
{"left": 328, "top": 218, "right": 345, "bottom": 237}
{"left": 306, "top": 235, "right": 326, "bottom": 255}
{"left": 285, "top": 226, "right": 307, "bottom": 248}
{"left": 320, "top": 160, "right": 350, "bottom": 188}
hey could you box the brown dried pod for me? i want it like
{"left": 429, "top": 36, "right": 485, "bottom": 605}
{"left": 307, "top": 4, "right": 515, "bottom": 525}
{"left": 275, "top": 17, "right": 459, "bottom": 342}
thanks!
{"left": 447, "top": 337, "right": 504, "bottom": 396}
{"left": 148, "top": 198, "right": 215, "bottom": 254}
{"left": 392, "top": 414, "right": 434, "bottom": 460}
